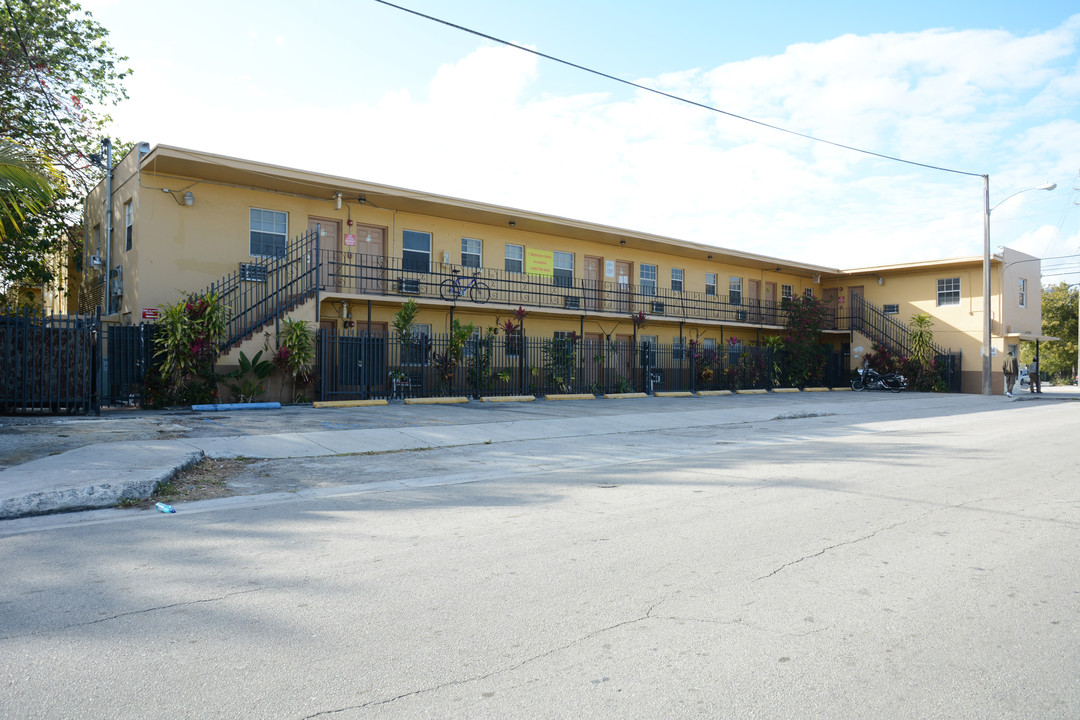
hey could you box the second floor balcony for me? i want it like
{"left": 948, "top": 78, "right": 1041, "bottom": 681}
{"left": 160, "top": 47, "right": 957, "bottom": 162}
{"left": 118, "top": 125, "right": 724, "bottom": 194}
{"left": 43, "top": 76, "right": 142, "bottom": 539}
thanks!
{"left": 318, "top": 249, "right": 844, "bottom": 331}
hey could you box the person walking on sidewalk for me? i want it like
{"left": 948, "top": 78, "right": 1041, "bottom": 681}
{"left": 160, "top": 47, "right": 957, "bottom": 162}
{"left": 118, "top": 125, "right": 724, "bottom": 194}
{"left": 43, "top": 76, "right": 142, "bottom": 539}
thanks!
{"left": 1003, "top": 351, "right": 1018, "bottom": 397}
{"left": 1028, "top": 357, "right": 1042, "bottom": 394}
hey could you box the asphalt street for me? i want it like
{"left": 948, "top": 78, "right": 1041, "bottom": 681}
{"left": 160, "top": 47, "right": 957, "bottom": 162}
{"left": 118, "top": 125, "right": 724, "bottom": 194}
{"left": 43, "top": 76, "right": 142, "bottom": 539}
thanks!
{"left": 1, "top": 393, "right": 1078, "bottom": 718}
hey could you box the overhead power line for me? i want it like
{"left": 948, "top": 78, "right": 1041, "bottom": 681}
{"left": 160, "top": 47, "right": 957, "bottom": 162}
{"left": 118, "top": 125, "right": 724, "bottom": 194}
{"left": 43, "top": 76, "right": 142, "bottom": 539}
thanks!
{"left": 375, "top": 0, "right": 983, "bottom": 180}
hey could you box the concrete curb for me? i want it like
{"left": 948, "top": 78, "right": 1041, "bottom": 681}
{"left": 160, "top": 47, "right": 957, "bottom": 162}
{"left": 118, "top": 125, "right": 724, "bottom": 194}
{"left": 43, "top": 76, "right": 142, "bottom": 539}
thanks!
{"left": 603, "top": 392, "right": 649, "bottom": 399}
{"left": 0, "top": 445, "right": 204, "bottom": 519}
{"left": 480, "top": 395, "right": 536, "bottom": 403}
{"left": 313, "top": 399, "right": 389, "bottom": 408}
{"left": 404, "top": 396, "right": 469, "bottom": 405}
{"left": 545, "top": 393, "right": 596, "bottom": 401}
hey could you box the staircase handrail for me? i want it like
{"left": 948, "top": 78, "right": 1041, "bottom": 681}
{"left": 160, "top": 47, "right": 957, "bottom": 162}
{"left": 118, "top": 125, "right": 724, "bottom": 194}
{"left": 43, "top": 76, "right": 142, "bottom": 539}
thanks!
{"left": 196, "top": 227, "right": 320, "bottom": 350}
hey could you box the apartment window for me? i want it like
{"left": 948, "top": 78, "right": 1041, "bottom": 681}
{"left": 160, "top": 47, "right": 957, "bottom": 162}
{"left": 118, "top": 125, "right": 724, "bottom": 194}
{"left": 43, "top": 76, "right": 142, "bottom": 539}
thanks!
{"left": 402, "top": 230, "right": 431, "bottom": 273}
{"left": 1018, "top": 278, "right": 1027, "bottom": 308}
{"left": 728, "top": 338, "right": 743, "bottom": 366}
{"left": 671, "top": 268, "right": 684, "bottom": 293}
{"left": 640, "top": 335, "right": 658, "bottom": 367}
{"left": 705, "top": 273, "right": 717, "bottom": 297}
{"left": 781, "top": 284, "right": 793, "bottom": 301}
{"left": 124, "top": 201, "right": 133, "bottom": 252}
{"left": 249, "top": 208, "right": 287, "bottom": 257}
{"left": 937, "top": 277, "right": 960, "bottom": 306}
{"left": 640, "top": 264, "right": 657, "bottom": 296}
{"left": 729, "top": 277, "right": 742, "bottom": 305}
{"left": 553, "top": 251, "right": 574, "bottom": 288}
{"left": 406, "top": 323, "right": 431, "bottom": 365}
{"left": 505, "top": 243, "right": 524, "bottom": 273}
{"left": 703, "top": 337, "right": 716, "bottom": 363}
{"left": 673, "top": 336, "right": 685, "bottom": 360}
{"left": 461, "top": 238, "right": 482, "bottom": 268}
{"left": 883, "top": 304, "right": 900, "bottom": 315}
{"left": 804, "top": 288, "right": 813, "bottom": 300}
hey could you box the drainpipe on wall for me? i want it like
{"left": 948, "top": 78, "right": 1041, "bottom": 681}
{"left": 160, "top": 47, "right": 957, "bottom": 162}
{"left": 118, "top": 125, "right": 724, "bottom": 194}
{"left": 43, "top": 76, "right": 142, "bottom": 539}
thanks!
{"left": 103, "top": 138, "right": 113, "bottom": 314}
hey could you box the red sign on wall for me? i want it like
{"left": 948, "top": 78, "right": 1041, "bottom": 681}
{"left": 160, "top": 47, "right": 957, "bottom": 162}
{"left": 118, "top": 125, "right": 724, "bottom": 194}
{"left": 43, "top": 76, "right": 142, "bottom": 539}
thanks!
{"left": 142, "top": 308, "right": 160, "bottom": 320}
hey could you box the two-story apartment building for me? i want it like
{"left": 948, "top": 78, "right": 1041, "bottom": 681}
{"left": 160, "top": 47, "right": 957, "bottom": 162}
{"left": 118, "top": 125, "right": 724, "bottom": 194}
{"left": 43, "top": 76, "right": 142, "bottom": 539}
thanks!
{"left": 80, "top": 143, "right": 1043, "bottom": 395}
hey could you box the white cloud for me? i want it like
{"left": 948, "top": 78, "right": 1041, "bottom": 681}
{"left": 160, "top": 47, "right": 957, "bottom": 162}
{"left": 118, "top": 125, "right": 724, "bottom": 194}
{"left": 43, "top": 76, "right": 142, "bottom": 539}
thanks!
{"left": 107, "top": 14, "right": 1080, "bottom": 281}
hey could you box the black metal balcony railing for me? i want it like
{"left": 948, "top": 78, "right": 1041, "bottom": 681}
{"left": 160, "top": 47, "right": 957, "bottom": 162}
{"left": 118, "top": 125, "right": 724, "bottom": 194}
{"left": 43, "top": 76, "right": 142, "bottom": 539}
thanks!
{"left": 320, "top": 250, "right": 842, "bottom": 330}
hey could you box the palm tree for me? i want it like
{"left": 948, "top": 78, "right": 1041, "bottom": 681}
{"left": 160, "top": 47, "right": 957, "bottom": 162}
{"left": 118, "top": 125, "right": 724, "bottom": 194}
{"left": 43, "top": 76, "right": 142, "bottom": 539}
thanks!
{"left": 0, "top": 139, "right": 60, "bottom": 239}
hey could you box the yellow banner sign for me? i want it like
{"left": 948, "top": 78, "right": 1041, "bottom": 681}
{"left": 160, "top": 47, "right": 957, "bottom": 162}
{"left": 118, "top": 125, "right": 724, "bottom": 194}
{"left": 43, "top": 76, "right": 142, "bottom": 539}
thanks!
{"left": 525, "top": 248, "right": 553, "bottom": 277}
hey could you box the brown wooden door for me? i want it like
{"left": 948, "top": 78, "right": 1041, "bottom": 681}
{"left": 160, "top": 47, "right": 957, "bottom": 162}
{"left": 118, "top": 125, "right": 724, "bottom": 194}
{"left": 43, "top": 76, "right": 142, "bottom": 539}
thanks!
{"left": 821, "top": 288, "right": 839, "bottom": 330}
{"left": 583, "top": 332, "right": 604, "bottom": 388}
{"left": 584, "top": 255, "right": 603, "bottom": 311}
{"left": 352, "top": 224, "right": 386, "bottom": 295}
{"left": 309, "top": 218, "right": 341, "bottom": 290}
{"left": 616, "top": 260, "right": 632, "bottom": 313}
{"left": 747, "top": 279, "right": 761, "bottom": 323}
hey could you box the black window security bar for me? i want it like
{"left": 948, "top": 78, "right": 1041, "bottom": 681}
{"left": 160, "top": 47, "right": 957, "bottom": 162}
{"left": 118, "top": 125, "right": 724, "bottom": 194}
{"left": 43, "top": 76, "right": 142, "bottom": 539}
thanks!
{"left": 319, "top": 250, "right": 841, "bottom": 330}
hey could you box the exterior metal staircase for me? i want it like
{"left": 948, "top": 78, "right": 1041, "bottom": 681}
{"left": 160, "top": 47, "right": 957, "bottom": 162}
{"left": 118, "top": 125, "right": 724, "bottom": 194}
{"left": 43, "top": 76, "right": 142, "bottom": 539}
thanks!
{"left": 197, "top": 227, "right": 321, "bottom": 350}
{"left": 847, "top": 295, "right": 948, "bottom": 359}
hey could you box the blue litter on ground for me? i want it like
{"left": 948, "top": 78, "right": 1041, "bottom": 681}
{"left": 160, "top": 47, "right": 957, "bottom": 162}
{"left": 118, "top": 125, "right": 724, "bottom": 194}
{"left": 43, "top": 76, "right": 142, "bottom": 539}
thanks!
{"left": 191, "top": 402, "right": 282, "bottom": 412}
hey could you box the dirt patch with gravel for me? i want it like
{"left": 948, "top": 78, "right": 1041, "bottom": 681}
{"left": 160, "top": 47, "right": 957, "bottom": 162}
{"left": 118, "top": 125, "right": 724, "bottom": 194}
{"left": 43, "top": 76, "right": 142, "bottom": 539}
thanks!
{"left": 121, "top": 456, "right": 254, "bottom": 509}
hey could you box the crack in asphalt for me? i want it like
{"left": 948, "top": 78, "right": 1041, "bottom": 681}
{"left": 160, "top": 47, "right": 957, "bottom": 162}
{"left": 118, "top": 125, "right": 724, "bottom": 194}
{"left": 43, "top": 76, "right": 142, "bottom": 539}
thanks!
{"left": 298, "top": 598, "right": 668, "bottom": 719}
{"left": 755, "top": 498, "right": 994, "bottom": 582}
{"left": 0, "top": 587, "right": 265, "bottom": 640}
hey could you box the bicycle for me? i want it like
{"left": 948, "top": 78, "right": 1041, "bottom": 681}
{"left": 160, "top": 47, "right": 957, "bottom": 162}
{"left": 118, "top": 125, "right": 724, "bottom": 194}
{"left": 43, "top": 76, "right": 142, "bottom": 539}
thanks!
{"left": 439, "top": 268, "right": 491, "bottom": 303}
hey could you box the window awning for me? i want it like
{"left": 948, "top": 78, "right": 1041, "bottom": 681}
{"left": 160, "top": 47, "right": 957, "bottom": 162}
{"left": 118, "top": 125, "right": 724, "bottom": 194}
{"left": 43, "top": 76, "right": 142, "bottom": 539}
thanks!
{"left": 1004, "top": 333, "right": 1060, "bottom": 342}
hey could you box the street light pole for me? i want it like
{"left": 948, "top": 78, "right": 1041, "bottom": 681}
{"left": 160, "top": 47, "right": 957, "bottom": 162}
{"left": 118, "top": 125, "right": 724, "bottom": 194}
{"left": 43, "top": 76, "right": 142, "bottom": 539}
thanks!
{"left": 981, "top": 177, "right": 1056, "bottom": 396}
{"left": 983, "top": 175, "right": 992, "bottom": 396}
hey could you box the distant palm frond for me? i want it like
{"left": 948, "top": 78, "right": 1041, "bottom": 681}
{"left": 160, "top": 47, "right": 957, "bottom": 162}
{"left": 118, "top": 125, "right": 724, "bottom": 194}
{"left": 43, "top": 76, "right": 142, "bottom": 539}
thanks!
{"left": 0, "top": 139, "right": 62, "bottom": 237}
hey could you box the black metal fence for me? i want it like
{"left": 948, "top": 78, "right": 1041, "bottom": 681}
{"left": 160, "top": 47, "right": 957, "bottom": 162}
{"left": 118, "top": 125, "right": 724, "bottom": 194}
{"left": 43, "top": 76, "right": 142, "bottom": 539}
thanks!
{"left": 317, "top": 330, "right": 847, "bottom": 402}
{"left": 0, "top": 308, "right": 165, "bottom": 415}
{"left": 1, "top": 309, "right": 98, "bottom": 414}
{"left": 102, "top": 323, "right": 159, "bottom": 407}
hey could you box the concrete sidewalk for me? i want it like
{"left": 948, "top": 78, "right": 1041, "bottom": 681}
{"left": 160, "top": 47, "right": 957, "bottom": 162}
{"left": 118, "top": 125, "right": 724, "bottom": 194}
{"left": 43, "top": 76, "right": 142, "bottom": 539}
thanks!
{"left": 2, "top": 387, "right": 1075, "bottom": 520}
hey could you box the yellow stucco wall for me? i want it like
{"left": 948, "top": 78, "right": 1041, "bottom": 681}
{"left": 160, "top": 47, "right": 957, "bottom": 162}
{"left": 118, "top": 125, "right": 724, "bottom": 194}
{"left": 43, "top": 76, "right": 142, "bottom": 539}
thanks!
{"left": 81, "top": 144, "right": 1037, "bottom": 394}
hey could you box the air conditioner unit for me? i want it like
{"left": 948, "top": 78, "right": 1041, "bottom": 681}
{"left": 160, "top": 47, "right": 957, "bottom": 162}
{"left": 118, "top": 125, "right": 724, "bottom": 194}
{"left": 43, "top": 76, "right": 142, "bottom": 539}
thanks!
{"left": 651, "top": 301, "right": 665, "bottom": 314}
{"left": 564, "top": 296, "right": 581, "bottom": 310}
{"left": 88, "top": 254, "right": 104, "bottom": 268}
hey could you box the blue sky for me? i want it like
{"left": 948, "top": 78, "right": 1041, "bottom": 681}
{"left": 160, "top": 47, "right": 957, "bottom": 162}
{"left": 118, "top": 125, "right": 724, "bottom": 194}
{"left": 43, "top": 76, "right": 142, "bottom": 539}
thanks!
{"left": 83, "top": 0, "right": 1080, "bottom": 284}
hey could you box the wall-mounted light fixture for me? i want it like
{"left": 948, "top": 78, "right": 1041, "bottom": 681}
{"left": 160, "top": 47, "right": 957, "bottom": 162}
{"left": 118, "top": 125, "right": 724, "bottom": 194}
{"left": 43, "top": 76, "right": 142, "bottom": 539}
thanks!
{"left": 775, "top": 267, "right": 782, "bottom": 273}
{"left": 877, "top": 275, "right": 884, "bottom": 286}
{"left": 508, "top": 221, "right": 516, "bottom": 227}
{"left": 812, "top": 274, "right": 821, "bottom": 284}
{"left": 164, "top": 188, "right": 195, "bottom": 206}
{"left": 358, "top": 195, "right": 366, "bottom": 204}
{"left": 707, "top": 255, "right": 713, "bottom": 261}
{"left": 620, "top": 240, "right": 626, "bottom": 246}
{"left": 334, "top": 192, "right": 343, "bottom": 211}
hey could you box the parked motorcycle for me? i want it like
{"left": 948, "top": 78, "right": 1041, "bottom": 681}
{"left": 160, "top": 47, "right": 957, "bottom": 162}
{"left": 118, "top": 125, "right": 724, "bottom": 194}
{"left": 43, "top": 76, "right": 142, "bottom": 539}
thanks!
{"left": 851, "top": 361, "right": 907, "bottom": 393}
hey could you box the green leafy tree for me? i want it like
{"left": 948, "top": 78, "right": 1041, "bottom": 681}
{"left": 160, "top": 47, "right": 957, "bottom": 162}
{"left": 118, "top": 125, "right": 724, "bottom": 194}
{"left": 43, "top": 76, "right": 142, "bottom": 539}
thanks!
{"left": 1, "top": 0, "right": 131, "bottom": 299}
{"left": 1024, "top": 282, "right": 1078, "bottom": 381}
{"left": 779, "top": 295, "right": 830, "bottom": 387}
